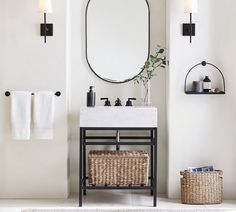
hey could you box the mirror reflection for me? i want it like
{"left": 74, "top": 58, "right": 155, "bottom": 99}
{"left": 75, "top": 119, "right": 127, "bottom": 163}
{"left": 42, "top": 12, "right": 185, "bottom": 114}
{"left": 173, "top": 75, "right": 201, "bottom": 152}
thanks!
{"left": 86, "top": 0, "right": 150, "bottom": 83}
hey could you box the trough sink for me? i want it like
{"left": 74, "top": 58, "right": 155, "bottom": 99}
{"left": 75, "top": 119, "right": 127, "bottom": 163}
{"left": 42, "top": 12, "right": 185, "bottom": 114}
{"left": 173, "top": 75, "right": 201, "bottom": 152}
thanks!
{"left": 80, "top": 106, "right": 157, "bottom": 128}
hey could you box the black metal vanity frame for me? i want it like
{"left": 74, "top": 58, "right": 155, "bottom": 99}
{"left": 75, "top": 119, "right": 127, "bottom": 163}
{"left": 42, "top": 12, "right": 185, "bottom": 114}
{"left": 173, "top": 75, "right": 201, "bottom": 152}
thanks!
{"left": 79, "top": 127, "right": 158, "bottom": 207}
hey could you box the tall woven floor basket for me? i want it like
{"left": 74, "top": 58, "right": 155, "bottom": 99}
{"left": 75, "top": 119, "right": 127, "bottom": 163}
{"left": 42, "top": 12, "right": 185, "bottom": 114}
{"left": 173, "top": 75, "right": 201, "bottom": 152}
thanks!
{"left": 180, "top": 170, "right": 223, "bottom": 204}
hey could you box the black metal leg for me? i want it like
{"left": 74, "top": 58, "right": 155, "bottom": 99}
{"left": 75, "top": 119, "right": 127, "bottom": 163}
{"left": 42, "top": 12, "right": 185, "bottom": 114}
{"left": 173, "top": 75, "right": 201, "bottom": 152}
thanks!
{"left": 116, "top": 130, "right": 120, "bottom": 151}
{"left": 79, "top": 128, "right": 83, "bottom": 207}
{"left": 83, "top": 130, "right": 87, "bottom": 196}
{"left": 150, "top": 130, "right": 154, "bottom": 196}
{"left": 153, "top": 128, "right": 157, "bottom": 207}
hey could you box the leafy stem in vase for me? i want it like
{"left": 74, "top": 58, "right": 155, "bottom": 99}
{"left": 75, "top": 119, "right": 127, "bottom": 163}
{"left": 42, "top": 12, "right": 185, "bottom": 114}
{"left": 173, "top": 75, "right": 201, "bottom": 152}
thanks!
{"left": 134, "top": 45, "right": 167, "bottom": 86}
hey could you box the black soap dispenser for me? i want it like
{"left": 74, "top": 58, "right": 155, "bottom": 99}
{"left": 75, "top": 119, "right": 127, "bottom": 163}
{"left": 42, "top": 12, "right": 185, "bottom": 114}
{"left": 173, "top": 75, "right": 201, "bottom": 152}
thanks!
{"left": 87, "top": 86, "right": 96, "bottom": 107}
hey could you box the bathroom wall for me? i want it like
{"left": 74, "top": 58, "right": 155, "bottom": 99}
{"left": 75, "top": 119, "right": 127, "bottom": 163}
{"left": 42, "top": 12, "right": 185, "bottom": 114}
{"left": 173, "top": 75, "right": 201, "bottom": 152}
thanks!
{"left": 0, "top": 0, "right": 166, "bottom": 197}
{"left": 167, "top": 0, "right": 236, "bottom": 199}
{"left": 69, "top": 0, "right": 167, "bottom": 194}
{"left": 0, "top": 0, "right": 68, "bottom": 197}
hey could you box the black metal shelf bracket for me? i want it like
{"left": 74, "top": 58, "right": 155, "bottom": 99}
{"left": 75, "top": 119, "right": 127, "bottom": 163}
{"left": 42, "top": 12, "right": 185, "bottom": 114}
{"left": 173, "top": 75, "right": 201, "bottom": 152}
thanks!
{"left": 184, "top": 61, "right": 226, "bottom": 94}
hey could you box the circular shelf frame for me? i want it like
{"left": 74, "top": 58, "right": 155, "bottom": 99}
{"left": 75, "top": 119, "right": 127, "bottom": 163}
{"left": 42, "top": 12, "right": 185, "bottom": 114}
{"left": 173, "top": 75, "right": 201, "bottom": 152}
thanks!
{"left": 184, "top": 61, "right": 226, "bottom": 95}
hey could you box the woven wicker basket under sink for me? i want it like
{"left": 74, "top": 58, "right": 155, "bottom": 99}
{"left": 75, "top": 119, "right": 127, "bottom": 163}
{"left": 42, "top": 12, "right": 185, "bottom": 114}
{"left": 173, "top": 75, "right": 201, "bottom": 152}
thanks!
{"left": 88, "top": 150, "right": 149, "bottom": 186}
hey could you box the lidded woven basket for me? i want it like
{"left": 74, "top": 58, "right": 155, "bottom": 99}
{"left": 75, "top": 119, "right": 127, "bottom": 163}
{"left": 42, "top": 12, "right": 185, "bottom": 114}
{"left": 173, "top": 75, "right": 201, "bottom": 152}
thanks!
{"left": 180, "top": 170, "right": 223, "bottom": 204}
{"left": 88, "top": 150, "right": 149, "bottom": 186}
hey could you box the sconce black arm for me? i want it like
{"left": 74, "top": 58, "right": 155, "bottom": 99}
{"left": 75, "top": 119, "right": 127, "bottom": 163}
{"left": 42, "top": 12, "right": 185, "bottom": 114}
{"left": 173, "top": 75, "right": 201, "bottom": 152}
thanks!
{"left": 40, "top": 13, "right": 53, "bottom": 43}
{"left": 183, "top": 13, "right": 196, "bottom": 43}
{"left": 190, "top": 13, "right": 192, "bottom": 43}
{"left": 44, "top": 13, "right": 47, "bottom": 43}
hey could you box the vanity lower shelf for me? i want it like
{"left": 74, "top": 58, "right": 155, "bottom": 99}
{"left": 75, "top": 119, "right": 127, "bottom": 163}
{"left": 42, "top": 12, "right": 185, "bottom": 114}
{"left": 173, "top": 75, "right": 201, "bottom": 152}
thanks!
{"left": 82, "top": 185, "right": 152, "bottom": 190}
{"left": 82, "top": 176, "right": 153, "bottom": 189}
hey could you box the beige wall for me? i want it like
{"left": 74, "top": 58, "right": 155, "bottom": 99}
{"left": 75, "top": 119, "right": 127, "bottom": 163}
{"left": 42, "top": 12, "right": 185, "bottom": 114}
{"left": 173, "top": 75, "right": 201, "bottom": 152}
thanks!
{"left": 167, "top": 0, "right": 236, "bottom": 199}
{"left": 0, "top": 0, "right": 68, "bottom": 198}
{"left": 0, "top": 0, "right": 167, "bottom": 197}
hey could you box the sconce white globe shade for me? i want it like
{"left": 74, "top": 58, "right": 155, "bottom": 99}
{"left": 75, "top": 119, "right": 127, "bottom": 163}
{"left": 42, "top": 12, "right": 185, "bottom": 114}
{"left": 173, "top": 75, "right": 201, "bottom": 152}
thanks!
{"left": 38, "top": 0, "right": 53, "bottom": 13}
{"left": 184, "top": 0, "right": 198, "bottom": 13}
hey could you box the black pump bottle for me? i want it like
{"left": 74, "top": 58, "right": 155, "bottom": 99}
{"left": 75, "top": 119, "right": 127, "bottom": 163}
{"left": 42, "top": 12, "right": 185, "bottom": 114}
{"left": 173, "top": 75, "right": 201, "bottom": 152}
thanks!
{"left": 87, "top": 86, "right": 96, "bottom": 107}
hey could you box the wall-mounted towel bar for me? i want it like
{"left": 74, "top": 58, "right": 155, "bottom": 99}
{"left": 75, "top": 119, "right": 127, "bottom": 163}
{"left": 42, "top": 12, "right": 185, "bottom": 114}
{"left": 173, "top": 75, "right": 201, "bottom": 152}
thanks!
{"left": 5, "top": 91, "right": 61, "bottom": 97}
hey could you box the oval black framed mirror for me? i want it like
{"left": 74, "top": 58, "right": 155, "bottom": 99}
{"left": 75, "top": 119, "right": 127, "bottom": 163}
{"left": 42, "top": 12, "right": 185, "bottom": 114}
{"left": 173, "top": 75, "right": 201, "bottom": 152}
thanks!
{"left": 85, "top": 0, "right": 150, "bottom": 83}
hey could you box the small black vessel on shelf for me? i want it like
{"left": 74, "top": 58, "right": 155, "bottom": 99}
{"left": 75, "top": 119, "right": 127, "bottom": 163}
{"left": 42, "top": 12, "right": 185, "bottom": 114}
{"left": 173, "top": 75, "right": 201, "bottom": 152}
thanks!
{"left": 184, "top": 61, "right": 226, "bottom": 95}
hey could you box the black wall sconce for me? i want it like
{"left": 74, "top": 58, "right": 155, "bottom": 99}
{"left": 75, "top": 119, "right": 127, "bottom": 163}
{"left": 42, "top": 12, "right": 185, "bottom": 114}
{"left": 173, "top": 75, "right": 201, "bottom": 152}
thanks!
{"left": 183, "top": 0, "right": 198, "bottom": 43}
{"left": 38, "top": 0, "right": 53, "bottom": 43}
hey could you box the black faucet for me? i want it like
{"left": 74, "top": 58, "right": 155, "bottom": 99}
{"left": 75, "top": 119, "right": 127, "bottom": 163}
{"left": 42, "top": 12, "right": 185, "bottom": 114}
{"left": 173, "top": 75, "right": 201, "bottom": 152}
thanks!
{"left": 100, "top": 98, "right": 111, "bottom": 106}
{"left": 114, "top": 98, "right": 122, "bottom": 106}
{"left": 126, "top": 98, "right": 136, "bottom": 106}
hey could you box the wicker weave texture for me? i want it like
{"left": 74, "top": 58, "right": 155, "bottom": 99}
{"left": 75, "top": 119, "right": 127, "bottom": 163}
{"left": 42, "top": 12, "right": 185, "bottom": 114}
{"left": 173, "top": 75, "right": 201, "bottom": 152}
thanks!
{"left": 180, "top": 170, "right": 223, "bottom": 204}
{"left": 88, "top": 150, "right": 149, "bottom": 186}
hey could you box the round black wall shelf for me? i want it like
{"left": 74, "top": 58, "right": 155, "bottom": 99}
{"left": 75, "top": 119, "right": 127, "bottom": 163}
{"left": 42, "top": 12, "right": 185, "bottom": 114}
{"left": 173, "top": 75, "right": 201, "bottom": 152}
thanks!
{"left": 184, "top": 61, "right": 226, "bottom": 95}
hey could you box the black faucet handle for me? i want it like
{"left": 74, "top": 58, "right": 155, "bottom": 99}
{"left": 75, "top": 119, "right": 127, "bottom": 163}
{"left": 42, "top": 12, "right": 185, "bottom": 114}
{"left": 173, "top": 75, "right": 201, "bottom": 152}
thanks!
{"left": 126, "top": 98, "right": 136, "bottom": 106}
{"left": 114, "top": 98, "right": 122, "bottom": 106}
{"left": 100, "top": 98, "right": 111, "bottom": 106}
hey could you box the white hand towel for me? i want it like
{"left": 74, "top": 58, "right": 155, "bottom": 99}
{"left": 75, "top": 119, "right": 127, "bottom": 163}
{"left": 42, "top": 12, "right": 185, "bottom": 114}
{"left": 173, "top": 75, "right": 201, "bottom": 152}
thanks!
{"left": 11, "top": 91, "right": 31, "bottom": 140}
{"left": 33, "top": 92, "right": 55, "bottom": 140}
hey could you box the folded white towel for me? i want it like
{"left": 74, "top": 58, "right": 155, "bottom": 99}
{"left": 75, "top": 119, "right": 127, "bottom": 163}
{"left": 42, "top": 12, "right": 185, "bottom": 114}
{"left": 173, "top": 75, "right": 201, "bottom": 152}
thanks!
{"left": 11, "top": 91, "right": 31, "bottom": 140}
{"left": 33, "top": 92, "right": 55, "bottom": 140}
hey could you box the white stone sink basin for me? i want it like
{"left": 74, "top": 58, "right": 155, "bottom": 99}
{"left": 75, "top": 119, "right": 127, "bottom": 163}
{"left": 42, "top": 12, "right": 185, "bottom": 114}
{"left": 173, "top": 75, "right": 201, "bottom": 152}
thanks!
{"left": 80, "top": 106, "right": 157, "bottom": 128}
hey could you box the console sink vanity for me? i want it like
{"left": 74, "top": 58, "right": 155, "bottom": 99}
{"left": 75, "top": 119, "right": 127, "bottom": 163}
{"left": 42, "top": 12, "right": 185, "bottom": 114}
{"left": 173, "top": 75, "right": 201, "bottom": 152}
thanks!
{"left": 80, "top": 106, "right": 157, "bottom": 128}
{"left": 81, "top": 0, "right": 157, "bottom": 206}
{"left": 79, "top": 106, "right": 158, "bottom": 207}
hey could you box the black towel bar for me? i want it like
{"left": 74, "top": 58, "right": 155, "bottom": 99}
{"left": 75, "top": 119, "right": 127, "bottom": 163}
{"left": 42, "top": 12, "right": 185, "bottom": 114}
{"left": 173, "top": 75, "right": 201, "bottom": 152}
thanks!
{"left": 5, "top": 91, "right": 61, "bottom": 97}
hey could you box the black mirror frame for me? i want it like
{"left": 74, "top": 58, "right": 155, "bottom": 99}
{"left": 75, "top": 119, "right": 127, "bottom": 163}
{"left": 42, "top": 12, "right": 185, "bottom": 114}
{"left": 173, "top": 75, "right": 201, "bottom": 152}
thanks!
{"left": 85, "top": 0, "right": 150, "bottom": 84}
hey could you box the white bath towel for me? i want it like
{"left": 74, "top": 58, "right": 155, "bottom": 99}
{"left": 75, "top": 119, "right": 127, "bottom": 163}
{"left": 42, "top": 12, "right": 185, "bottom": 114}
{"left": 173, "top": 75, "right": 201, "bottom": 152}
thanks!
{"left": 33, "top": 92, "right": 55, "bottom": 140}
{"left": 11, "top": 91, "right": 31, "bottom": 140}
